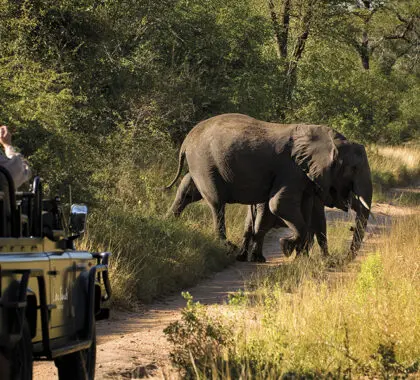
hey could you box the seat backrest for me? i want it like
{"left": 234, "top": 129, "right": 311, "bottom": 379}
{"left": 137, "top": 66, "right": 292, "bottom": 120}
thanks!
{"left": 0, "top": 166, "right": 16, "bottom": 237}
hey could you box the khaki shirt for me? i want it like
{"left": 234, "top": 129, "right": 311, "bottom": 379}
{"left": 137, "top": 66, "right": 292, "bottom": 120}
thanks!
{"left": 0, "top": 146, "right": 32, "bottom": 188}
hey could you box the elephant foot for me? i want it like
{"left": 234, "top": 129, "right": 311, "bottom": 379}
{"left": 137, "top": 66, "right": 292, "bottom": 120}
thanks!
{"left": 250, "top": 254, "right": 266, "bottom": 263}
{"left": 279, "top": 238, "right": 295, "bottom": 257}
{"left": 225, "top": 241, "right": 238, "bottom": 254}
{"left": 295, "top": 248, "right": 310, "bottom": 257}
{"left": 236, "top": 251, "right": 248, "bottom": 262}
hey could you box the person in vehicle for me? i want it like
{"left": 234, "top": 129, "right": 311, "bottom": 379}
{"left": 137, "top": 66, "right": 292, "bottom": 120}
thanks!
{"left": 0, "top": 125, "right": 31, "bottom": 188}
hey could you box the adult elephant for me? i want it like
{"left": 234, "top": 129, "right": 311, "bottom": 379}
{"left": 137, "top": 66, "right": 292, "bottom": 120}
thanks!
{"left": 165, "top": 114, "right": 372, "bottom": 256}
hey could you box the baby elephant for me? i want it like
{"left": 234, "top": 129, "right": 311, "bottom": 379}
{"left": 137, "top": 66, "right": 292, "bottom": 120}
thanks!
{"left": 237, "top": 197, "right": 328, "bottom": 262}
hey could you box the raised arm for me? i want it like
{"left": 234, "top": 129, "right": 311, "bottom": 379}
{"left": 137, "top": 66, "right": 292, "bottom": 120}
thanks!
{"left": 0, "top": 125, "right": 32, "bottom": 188}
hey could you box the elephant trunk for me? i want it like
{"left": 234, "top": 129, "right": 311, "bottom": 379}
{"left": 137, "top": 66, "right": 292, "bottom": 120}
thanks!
{"left": 350, "top": 165, "right": 372, "bottom": 255}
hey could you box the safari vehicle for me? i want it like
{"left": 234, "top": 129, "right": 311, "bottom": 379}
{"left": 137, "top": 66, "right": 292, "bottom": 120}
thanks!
{"left": 0, "top": 167, "right": 111, "bottom": 380}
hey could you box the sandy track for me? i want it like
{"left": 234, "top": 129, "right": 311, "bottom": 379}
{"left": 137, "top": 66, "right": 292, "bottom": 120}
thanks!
{"left": 33, "top": 202, "right": 417, "bottom": 379}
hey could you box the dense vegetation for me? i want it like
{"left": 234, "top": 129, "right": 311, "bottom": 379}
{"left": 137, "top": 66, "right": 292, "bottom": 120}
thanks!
{"left": 1, "top": 0, "right": 418, "bottom": 197}
{"left": 0, "top": 0, "right": 419, "bottom": 303}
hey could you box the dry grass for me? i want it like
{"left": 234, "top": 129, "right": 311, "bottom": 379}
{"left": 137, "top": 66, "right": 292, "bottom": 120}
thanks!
{"left": 368, "top": 144, "right": 420, "bottom": 204}
{"left": 243, "top": 213, "right": 420, "bottom": 376}
{"left": 375, "top": 145, "right": 420, "bottom": 171}
{"left": 167, "top": 210, "right": 420, "bottom": 378}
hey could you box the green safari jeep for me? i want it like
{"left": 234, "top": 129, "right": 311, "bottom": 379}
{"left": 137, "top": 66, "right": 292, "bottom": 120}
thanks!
{"left": 0, "top": 167, "right": 111, "bottom": 380}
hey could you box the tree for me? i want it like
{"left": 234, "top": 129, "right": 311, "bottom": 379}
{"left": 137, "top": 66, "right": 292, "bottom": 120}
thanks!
{"left": 329, "top": 0, "right": 419, "bottom": 71}
{"left": 265, "top": 0, "right": 332, "bottom": 117}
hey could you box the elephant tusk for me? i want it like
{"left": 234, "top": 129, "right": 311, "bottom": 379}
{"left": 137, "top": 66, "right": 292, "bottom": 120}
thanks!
{"left": 358, "top": 196, "right": 370, "bottom": 211}
{"left": 353, "top": 193, "right": 370, "bottom": 211}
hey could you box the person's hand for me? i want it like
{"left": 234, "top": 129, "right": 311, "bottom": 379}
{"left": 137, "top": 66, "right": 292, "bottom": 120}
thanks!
{"left": 0, "top": 125, "right": 12, "bottom": 149}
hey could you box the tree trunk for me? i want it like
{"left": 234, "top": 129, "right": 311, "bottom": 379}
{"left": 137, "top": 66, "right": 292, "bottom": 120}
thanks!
{"left": 280, "top": 0, "right": 291, "bottom": 58}
{"left": 267, "top": 0, "right": 291, "bottom": 59}
{"left": 267, "top": 0, "right": 283, "bottom": 58}
{"left": 360, "top": 31, "right": 370, "bottom": 70}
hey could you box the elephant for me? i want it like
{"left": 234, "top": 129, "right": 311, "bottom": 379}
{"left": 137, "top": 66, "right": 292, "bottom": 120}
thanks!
{"left": 238, "top": 196, "right": 327, "bottom": 262}
{"left": 166, "top": 173, "right": 327, "bottom": 261}
{"left": 166, "top": 172, "right": 326, "bottom": 260}
{"left": 165, "top": 113, "right": 372, "bottom": 257}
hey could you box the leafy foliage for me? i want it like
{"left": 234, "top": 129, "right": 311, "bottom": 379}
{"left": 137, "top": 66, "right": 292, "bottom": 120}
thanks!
{"left": 163, "top": 292, "right": 236, "bottom": 379}
{"left": 0, "top": 0, "right": 419, "bottom": 303}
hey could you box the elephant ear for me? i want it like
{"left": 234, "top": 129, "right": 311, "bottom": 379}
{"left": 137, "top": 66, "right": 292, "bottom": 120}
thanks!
{"left": 290, "top": 124, "right": 338, "bottom": 198}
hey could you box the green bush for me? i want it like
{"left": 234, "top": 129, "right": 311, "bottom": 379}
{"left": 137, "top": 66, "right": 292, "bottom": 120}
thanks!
{"left": 164, "top": 293, "right": 237, "bottom": 379}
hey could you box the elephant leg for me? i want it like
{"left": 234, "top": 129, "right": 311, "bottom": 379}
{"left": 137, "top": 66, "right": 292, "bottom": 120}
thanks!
{"left": 311, "top": 197, "right": 328, "bottom": 256}
{"left": 166, "top": 173, "right": 203, "bottom": 218}
{"left": 269, "top": 185, "right": 309, "bottom": 257}
{"left": 209, "top": 202, "right": 227, "bottom": 241}
{"left": 295, "top": 192, "right": 314, "bottom": 256}
{"left": 209, "top": 203, "right": 238, "bottom": 252}
{"left": 237, "top": 206, "right": 254, "bottom": 262}
{"left": 237, "top": 203, "right": 278, "bottom": 262}
{"left": 278, "top": 191, "right": 314, "bottom": 257}
{"left": 249, "top": 203, "right": 277, "bottom": 263}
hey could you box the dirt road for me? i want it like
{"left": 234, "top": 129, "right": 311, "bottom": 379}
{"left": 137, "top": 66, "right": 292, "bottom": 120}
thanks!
{"left": 33, "top": 202, "right": 416, "bottom": 379}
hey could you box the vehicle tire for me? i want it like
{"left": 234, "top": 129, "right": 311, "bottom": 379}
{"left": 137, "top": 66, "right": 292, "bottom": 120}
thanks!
{"left": 54, "top": 325, "right": 96, "bottom": 380}
{"left": 9, "top": 317, "right": 33, "bottom": 380}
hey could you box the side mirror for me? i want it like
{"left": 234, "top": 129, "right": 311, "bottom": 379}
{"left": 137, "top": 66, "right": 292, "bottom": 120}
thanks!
{"left": 69, "top": 204, "right": 88, "bottom": 235}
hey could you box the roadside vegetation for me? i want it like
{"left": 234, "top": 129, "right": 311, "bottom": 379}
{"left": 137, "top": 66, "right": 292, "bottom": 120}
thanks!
{"left": 81, "top": 194, "right": 246, "bottom": 306}
{"left": 165, "top": 211, "right": 420, "bottom": 378}
{"left": 369, "top": 145, "right": 420, "bottom": 190}
{"left": 84, "top": 141, "right": 419, "bottom": 306}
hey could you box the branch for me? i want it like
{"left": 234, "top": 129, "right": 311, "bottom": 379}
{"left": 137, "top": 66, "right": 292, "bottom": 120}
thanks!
{"left": 288, "top": 0, "right": 315, "bottom": 76}
{"left": 384, "top": 16, "right": 417, "bottom": 42}
{"left": 281, "top": 0, "right": 291, "bottom": 58}
{"left": 267, "top": 0, "right": 284, "bottom": 58}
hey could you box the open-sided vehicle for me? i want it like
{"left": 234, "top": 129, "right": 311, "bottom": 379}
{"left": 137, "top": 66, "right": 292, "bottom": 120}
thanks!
{"left": 0, "top": 167, "right": 111, "bottom": 379}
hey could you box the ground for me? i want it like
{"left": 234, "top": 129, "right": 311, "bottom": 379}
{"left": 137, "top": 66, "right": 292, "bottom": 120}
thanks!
{"left": 33, "top": 200, "right": 418, "bottom": 379}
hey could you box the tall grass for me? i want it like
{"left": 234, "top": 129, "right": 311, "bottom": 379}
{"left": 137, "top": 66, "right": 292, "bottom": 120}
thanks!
{"left": 166, "top": 211, "right": 420, "bottom": 378}
{"left": 368, "top": 144, "right": 420, "bottom": 202}
{"left": 83, "top": 159, "right": 247, "bottom": 306}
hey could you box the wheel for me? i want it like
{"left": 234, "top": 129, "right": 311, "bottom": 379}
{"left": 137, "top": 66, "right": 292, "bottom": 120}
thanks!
{"left": 8, "top": 317, "right": 33, "bottom": 380}
{"left": 54, "top": 325, "right": 96, "bottom": 380}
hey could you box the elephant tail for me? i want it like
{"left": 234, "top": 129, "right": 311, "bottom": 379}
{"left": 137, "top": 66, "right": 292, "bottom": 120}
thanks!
{"left": 165, "top": 145, "right": 186, "bottom": 190}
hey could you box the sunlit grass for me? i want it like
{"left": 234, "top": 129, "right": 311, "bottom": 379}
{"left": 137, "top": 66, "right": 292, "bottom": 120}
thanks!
{"left": 368, "top": 144, "right": 420, "bottom": 201}
{"left": 166, "top": 209, "right": 420, "bottom": 378}
{"left": 375, "top": 145, "right": 420, "bottom": 171}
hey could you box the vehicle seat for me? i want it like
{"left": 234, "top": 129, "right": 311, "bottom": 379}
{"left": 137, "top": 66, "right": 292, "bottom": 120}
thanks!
{"left": 0, "top": 167, "right": 16, "bottom": 237}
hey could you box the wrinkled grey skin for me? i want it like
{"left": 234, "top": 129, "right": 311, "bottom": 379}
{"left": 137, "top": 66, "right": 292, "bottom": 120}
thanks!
{"left": 166, "top": 113, "right": 372, "bottom": 256}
